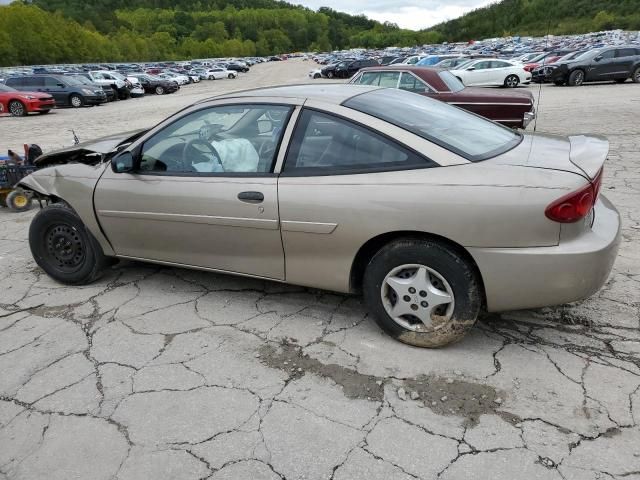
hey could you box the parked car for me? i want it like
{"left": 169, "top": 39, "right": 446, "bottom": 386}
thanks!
{"left": 86, "top": 71, "right": 130, "bottom": 99}
{"left": 5, "top": 75, "right": 106, "bottom": 107}
{"left": 320, "top": 60, "right": 355, "bottom": 79}
{"left": 0, "top": 83, "right": 55, "bottom": 116}
{"left": 158, "top": 72, "right": 190, "bottom": 85}
{"left": 531, "top": 51, "right": 586, "bottom": 83}
{"left": 70, "top": 74, "right": 116, "bottom": 102}
{"left": 523, "top": 50, "right": 575, "bottom": 73}
{"left": 350, "top": 66, "right": 535, "bottom": 128}
{"left": 450, "top": 59, "right": 532, "bottom": 87}
{"left": 225, "top": 62, "right": 249, "bottom": 73}
{"left": 333, "top": 59, "right": 380, "bottom": 78}
{"left": 416, "top": 55, "right": 462, "bottom": 67}
{"left": 18, "top": 85, "right": 619, "bottom": 348}
{"left": 205, "top": 68, "right": 238, "bottom": 80}
{"left": 309, "top": 68, "right": 323, "bottom": 79}
{"left": 132, "top": 74, "right": 179, "bottom": 95}
{"left": 550, "top": 46, "right": 640, "bottom": 86}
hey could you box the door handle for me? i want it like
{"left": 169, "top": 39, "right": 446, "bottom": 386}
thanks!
{"left": 238, "top": 191, "right": 264, "bottom": 203}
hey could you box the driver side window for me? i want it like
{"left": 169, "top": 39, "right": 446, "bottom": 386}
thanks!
{"left": 139, "top": 104, "right": 292, "bottom": 175}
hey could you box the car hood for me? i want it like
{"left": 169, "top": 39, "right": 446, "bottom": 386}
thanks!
{"left": 454, "top": 87, "right": 534, "bottom": 103}
{"left": 34, "top": 129, "right": 148, "bottom": 167}
{"left": 12, "top": 91, "right": 54, "bottom": 100}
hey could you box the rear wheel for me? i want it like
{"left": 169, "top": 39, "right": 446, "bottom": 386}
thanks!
{"left": 363, "top": 238, "right": 482, "bottom": 348}
{"left": 8, "top": 100, "right": 26, "bottom": 116}
{"left": 632, "top": 67, "right": 640, "bottom": 83}
{"left": 6, "top": 190, "right": 32, "bottom": 212}
{"left": 155, "top": 86, "right": 165, "bottom": 95}
{"left": 29, "top": 203, "right": 108, "bottom": 285}
{"left": 327, "top": 71, "right": 334, "bottom": 79}
{"left": 504, "top": 74, "right": 519, "bottom": 88}
{"left": 568, "top": 69, "right": 585, "bottom": 86}
{"left": 69, "top": 94, "right": 84, "bottom": 108}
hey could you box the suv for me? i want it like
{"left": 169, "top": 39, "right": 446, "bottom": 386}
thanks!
{"left": 551, "top": 46, "right": 640, "bottom": 86}
{"left": 5, "top": 75, "right": 106, "bottom": 108}
{"left": 334, "top": 59, "right": 380, "bottom": 78}
{"left": 86, "top": 71, "right": 130, "bottom": 99}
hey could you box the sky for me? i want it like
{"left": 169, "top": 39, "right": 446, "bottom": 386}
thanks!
{"left": 293, "top": 0, "right": 495, "bottom": 30}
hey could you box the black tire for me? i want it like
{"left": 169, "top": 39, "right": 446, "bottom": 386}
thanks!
{"left": 568, "top": 69, "right": 585, "bottom": 86}
{"left": 631, "top": 67, "right": 640, "bottom": 83}
{"left": 29, "top": 203, "right": 108, "bottom": 285}
{"left": 6, "top": 190, "right": 33, "bottom": 212}
{"left": 8, "top": 100, "right": 27, "bottom": 117}
{"left": 69, "top": 94, "right": 84, "bottom": 108}
{"left": 0, "top": 194, "right": 7, "bottom": 208}
{"left": 553, "top": 80, "right": 565, "bottom": 86}
{"left": 155, "top": 86, "right": 165, "bottom": 95}
{"left": 363, "top": 238, "right": 482, "bottom": 348}
{"left": 228, "top": 74, "right": 234, "bottom": 79}
{"left": 314, "top": 73, "right": 321, "bottom": 79}
{"left": 327, "top": 71, "right": 334, "bottom": 79}
{"left": 504, "top": 74, "right": 519, "bottom": 88}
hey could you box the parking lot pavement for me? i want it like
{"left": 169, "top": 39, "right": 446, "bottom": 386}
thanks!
{"left": 1, "top": 63, "right": 639, "bottom": 479}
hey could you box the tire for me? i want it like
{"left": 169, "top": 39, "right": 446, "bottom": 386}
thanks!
{"left": 314, "top": 73, "right": 321, "bottom": 79}
{"left": 0, "top": 194, "right": 7, "bottom": 208}
{"left": 362, "top": 238, "right": 482, "bottom": 348}
{"left": 327, "top": 71, "right": 334, "bottom": 79}
{"left": 8, "top": 100, "right": 26, "bottom": 117}
{"left": 228, "top": 74, "right": 234, "bottom": 79}
{"left": 568, "top": 69, "right": 585, "bottom": 86}
{"left": 504, "top": 74, "right": 519, "bottom": 88}
{"left": 69, "top": 94, "right": 84, "bottom": 108}
{"left": 29, "top": 203, "right": 108, "bottom": 285}
{"left": 155, "top": 86, "right": 165, "bottom": 95}
{"left": 632, "top": 67, "right": 640, "bottom": 83}
{"left": 614, "top": 78, "right": 627, "bottom": 84}
{"left": 6, "top": 189, "right": 33, "bottom": 212}
{"left": 554, "top": 80, "right": 565, "bottom": 86}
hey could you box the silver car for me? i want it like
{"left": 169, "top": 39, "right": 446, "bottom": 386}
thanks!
{"left": 19, "top": 85, "right": 621, "bottom": 348}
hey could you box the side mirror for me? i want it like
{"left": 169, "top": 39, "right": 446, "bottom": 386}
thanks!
{"left": 594, "top": 55, "right": 603, "bottom": 62}
{"left": 57, "top": 83, "right": 65, "bottom": 88}
{"left": 467, "top": 67, "right": 476, "bottom": 71}
{"left": 111, "top": 151, "right": 135, "bottom": 173}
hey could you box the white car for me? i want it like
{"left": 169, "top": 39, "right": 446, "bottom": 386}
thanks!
{"left": 205, "top": 68, "right": 238, "bottom": 80}
{"left": 159, "top": 73, "right": 189, "bottom": 85}
{"left": 450, "top": 59, "right": 532, "bottom": 88}
{"left": 309, "top": 68, "right": 322, "bottom": 79}
{"left": 87, "top": 71, "right": 127, "bottom": 91}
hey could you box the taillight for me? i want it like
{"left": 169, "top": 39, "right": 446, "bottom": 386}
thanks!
{"left": 545, "top": 168, "right": 604, "bottom": 223}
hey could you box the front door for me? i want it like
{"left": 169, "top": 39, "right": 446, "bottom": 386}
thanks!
{"left": 42, "top": 76, "right": 67, "bottom": 104}
{"left": 587, "top": 49, "right": 617, "bottom": 81}
{"left": 94, "top": 104, "right": 294, "bottom": 279}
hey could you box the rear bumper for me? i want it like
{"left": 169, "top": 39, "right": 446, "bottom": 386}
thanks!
{"left": 469, "top": 195, "right": 621, "bottom": 312}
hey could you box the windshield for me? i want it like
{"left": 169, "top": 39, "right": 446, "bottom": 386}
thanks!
{"left": 70, "top": 76, "right": 91, "bottom": 85}
{"left": 64, "top": 76, "right": 83, "bottom": 86}
{"left": 528, "top": 53, "right": 548, "bottom": 63}
{"left": 438, "top": 71, "right": 465, "bottom": 92}
{"left": 344, "top": 88, "right": 522, "bottom": 161}
{"left": 452, "top": 59, "right": 474, "bottom": 70}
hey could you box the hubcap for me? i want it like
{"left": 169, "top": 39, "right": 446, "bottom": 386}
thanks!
{"left": 13, "top": 195, "right": 28, "bottom": 208}
{"left": 10, "top": 102, "right": 24, "bottom": 115}
{"left": 576, "top": 72, "right": 584, "bottom": 85}
{"left": 507, "top": 76, "right": 517, "bottom": 87}
{"left": 381, "top": 264, "right": 455, "bottom": 332}
{"left": 71, "top": 97, "right": 81, "bottom": 107}
{"left": 45, "top": 224, "right": 85, "bottom": 273}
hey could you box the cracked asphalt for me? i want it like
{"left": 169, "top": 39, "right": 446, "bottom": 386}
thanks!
{"left": 1, "top": 61, "right": 639, "bottom": 479}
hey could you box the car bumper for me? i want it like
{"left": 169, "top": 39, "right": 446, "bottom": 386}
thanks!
{"left": 85, "top": 94, "right": 107, "bottom": 105}
{"left": 523, "top": 110, "right": 535, "bottom": 128}
{"left": 27, "top": 100, "right": 56, "bottom": 112}
{"left": 469, "top": 195, "right": 621, "bottom": 312}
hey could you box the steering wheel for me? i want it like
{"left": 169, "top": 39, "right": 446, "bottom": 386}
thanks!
{"left": 182, "top": 138, "right": 224, "bottom": 172}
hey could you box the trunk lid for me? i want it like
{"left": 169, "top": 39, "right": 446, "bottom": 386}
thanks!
{"left": 488, "top": 133, "right": 607, "bottom": 180}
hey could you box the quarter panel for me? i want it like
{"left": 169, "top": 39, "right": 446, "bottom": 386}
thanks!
{"left": 278, "top": 164, "right": 579, "bottom": 293}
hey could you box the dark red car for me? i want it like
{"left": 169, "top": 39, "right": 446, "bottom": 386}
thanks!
{"left": 0, "top": 84, "right": 56, "bottom": 116}
{"left": 350, "top": 66, "right": 535, "bottom": 128}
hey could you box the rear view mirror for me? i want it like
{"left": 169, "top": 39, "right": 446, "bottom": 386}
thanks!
{"left": 111, "top": 151, "right": 134, "bottom": 173}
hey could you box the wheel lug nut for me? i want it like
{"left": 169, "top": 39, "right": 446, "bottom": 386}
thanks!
{"left": 408, "top": 287, "right": 416, "bottom": 294}
{"left": 421, "top": 301, "right": 429, "bottom": 308}
{"left": 410, "top": 304, "right": 418, "bottom": 311}
{"left": 403, "top": 295, "right": 411, "bottom": 302}
{"left": 419, "top": 291, "right": 427, "bottom": 297}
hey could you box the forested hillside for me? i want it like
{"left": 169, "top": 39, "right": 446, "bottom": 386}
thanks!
{"left": 0, "top": 1, "right": 440, "bottom": 66}
{"left": 430, "top": 0, "right": 640, "bottom": 41}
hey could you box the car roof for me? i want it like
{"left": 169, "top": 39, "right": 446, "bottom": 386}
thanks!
{"left": 209, "top": 84, "right": 379, "bottom": 104}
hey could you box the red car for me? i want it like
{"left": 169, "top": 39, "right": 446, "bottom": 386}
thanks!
{"left": 350, "top": 65, "right": 535, "bottom": 129}
{"left": 0, "top": 84, "right": 56, "bottom": 116}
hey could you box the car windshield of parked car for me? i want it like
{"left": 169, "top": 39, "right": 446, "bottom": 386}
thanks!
{"left": 528, "top": 53, "right": 547, "bottom": 63}
{"left": 438, "top": 71, "right": 465, "bottom": 92}
{"left": 63, "top": 76, "right": 83, "bottom": 86}
{"left": 344, "top": 88, "right": 522, "bottom": 161}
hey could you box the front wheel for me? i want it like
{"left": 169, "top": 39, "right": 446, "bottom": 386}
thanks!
{"left": 228, "top": 74, "right": 234, "bottom": 79}
{"left": 29, "top": 203, "right": 108, "bottom": 285}
{"left": 155, "top": 86, "right": 165, "bottom": 95}
{"left": 363, "top": 238, "right": 482, "bottom": 348}
{"left": 6, "top": 190, "right": 32, "bottom": 212}
{"left": 69, "top": 94, "right": 84, "bottom": 108}
{"left": 504, "top": 74, "right": 519, "bottom": 88}
{"left": 632, "top": 67, "right": 640, "bottom": 83}
{"left": 568, "top": 69, "right": 585, "bottom": 86}
{"left": 9, "top": 100, "right": 27, "bottom": 116}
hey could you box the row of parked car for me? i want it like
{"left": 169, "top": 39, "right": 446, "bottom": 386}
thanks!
{"left": 312, "top": 45, "right": 640, "bottom": 88}
{"left": 0, "top": 60, "right": 250, "bottom": 117}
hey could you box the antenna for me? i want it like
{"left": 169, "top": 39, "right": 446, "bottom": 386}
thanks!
{"left": 532, "top": 18, "right": 552, "bottom": 133}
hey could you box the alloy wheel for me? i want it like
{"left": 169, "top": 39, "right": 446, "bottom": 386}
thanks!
{"left": 381, "top": 264, "right": 455, "bottom": 332}
{"left": 9, "top": 101, "right": 25, "bottom": 116}
{"left": 575, "top": 71, "right": 584, "bottom": 86}
{"left": 70, "top": 95, "right": 83, "bottom": 107}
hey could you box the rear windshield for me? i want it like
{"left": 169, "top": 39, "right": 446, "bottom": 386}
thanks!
{"left": 438, "top": 71, "right": 464, "bottom": 92}
{"left": 343, "top": 88, "right": 522, "bottom": 161}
